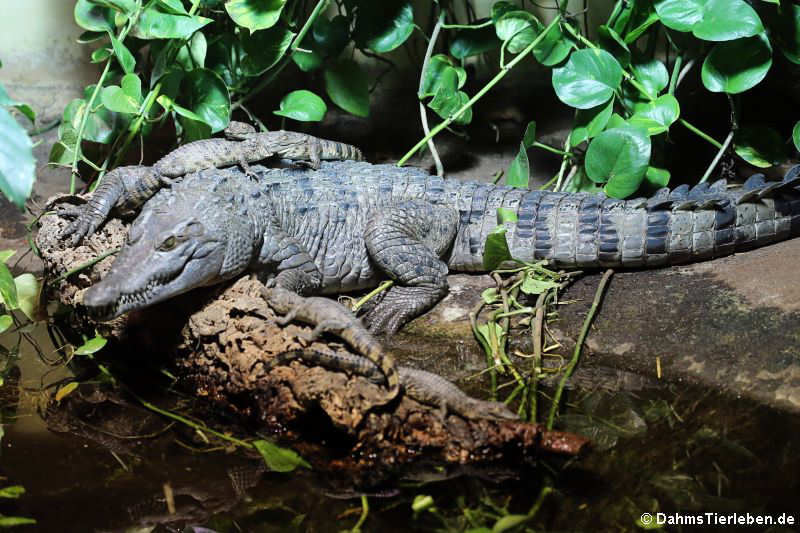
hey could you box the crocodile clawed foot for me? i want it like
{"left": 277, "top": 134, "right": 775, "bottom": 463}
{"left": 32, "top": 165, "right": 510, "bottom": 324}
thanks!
{"left": 362, "top": 286, "right": 442, "bottom": 336}
{"left": 56, "top": 205, "right": 99, "bottom": 247}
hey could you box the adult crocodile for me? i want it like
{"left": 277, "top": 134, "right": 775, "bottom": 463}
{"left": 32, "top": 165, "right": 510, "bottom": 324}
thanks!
{"left": 63, "top": 160, "right": 800, "bottom": 337}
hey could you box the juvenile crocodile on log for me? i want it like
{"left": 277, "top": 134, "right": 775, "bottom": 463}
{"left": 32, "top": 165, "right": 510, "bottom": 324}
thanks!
{"left": 61, "top": 160, "right": 800, "bottom": 338}
{"left": 58, "top": 121, "right": 364, "bottom": 246}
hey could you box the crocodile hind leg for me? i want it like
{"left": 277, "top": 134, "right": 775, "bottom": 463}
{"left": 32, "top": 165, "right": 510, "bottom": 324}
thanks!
{"left": 362, "top": 201, "right": 459, "bottom": 335}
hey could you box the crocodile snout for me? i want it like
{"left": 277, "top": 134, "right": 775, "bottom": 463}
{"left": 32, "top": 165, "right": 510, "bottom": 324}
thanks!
{"left": 82, "top": 282, "right": 120, "bottom": 310}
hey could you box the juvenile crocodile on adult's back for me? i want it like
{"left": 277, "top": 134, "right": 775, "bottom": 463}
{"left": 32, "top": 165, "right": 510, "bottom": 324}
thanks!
{"left": 61, "top": 160, "right": 800, "bottom": 335}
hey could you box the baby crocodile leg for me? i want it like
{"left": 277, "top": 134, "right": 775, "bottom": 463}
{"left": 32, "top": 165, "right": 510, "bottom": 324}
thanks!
{"left": 262, "top": 287, "right": 400, "bottom": 403}
{"left": 261, "top": 349, "right": 518, "bottom": 421}
{"left": 362, "top": 200, "right": 459, "bottom": 335}
{"left": 58, "top": 165, "right": 164, "bottom": 246}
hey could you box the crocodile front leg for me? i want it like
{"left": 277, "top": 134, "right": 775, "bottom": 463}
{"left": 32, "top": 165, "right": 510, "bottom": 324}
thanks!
{"left": 58, "top": 165, "right": 162, "bottom": 246}
{"left": 362, "top": 200, "right": 459, "bottom": 335}
{"left": 258, "top": 224, "right": 323, "bottom": 295}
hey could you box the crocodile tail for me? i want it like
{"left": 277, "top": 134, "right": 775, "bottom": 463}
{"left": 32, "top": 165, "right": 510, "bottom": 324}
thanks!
{"left": 497, "top": 165, "right": 800, "bottom": 268}
{"left": 260, "top": 349, "right": 384, "bottom": 383}
{"left": 319, "top": 139, "right": 365, "bottom": 162}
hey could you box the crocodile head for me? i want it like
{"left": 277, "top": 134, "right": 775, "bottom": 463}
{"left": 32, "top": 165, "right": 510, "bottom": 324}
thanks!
{"left": 83, "top": 187, "right": 254, "bottom": 320}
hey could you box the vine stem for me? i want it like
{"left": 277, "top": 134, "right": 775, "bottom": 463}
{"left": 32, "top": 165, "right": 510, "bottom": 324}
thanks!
{"left": 70, "top": 61, "right": 111, "bottom": 194}
{"left": 699, "top": 130, "right": 733, "bottom": 183}
{"left": 679, "top": 119, "right": 723, "bottom": 149}
{"left": 234, "top": 0, "right": 328, "bottom": 110}
{"left": 397, "top": 16, "right": 562, "bottom": 167}
{"left": 419, "top": 12, "right": 445, "bottom": 177}
{"left": 546, "top": 269, "right": 613, "bottom": 430}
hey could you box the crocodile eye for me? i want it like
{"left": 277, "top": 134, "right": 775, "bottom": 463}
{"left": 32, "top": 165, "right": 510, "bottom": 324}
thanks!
{"left": 158, "top": 236, "right": 177, "bottom": 251}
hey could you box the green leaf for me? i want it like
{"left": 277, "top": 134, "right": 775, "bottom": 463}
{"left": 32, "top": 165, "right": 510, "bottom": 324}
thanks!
{"left": 354, "top": 1, "right": 414, "bottom": 53}
{"left": 293, "top": 15, "right": 350, "bottom": 72}
{"left": 570, "top": 98, "right": 614, "bottom": 145}
{"left": 771, "top": 4, "right": 800, "bottom": 64}
{"left": 109, "top": 34, "right": 135, "bottom": 74}
{"left": 530, "top": 18, "right": 573, "bottom": 66}
{"left": 734, "top": 126, "right": 786, "bottom": 168}
{"left": 701, "top": 34, "right": 772, "bottom": 94}
{"left": 520, "top": 275, "right": 559, "bottom": 295}
{"left": 55, "top": 382, "right": 79, "bottom": 402}
{"left": 94, "top": 0, "right": 138, "bottom": 14}
{"left": 411, "top": 494, "right": 435, "bottom": 513}
{"left": 91, "top": 46, "right": 113, "bottom": 63}
{"left": 177, "top": 111, "right": 212, "bottom": 143}
{"left": 74, "top": 334, "right": 107, "bottom": 355}
{"left": 654, "top": 0, "right": 763, "bottom": 41}
{"left": 159, "top": 0, "right": 189, "bottom": 14}
{"left": 629, "top": 94, "right": 680, "bottom": 135}
{"left": 428, "top": 68, "right": 460, "bottom": 116}
{"left": 598, "top": 25, "right": 631, "bottom": 66}
{"left": 506, "top": 142, "right": 529, "bottom": 188}
{"left": 225, "top": 0, "right": 286, "bottom": 31}
{"left": 495, "top": 11, "right": 539, "bottom": 54}
{"left": 324, "top": 59, "right": 369, "bottom": 117}
{"left": 630, "top": 57, "right": 669, "bottom": 97}
{"left": 273, "top": 90, "right": 327, "bottom": 122}
{"left": 62, "top": 90, "right": 129, "bottom": 144}
{"left": 522, "top": 121, "right": 536, "bottom": 148}
{"left": 0, "top": 315, "right": 11, "bottom": 334}
{"left": 450, "top": 23, "right": 500, "bottom": 59}
{"left": 241, "top": 25, "right": 295, "bottom": 76}
{"left": 491, "top": 1, "right": 516, "bottom": 23}
{"left": 13, "top": 273, "right": 39, "bottom": 321}
{"left": 131, "top": 5, "right": 212, "bottom": 39}
{"left": 0, "top": 251, "right": 15, "bottom": 264}
{"left": 0, "top": 516, "right": 36, "bottom": 527}
{"left": 645, "top": 166, "right": 670, "bottom": 188}
{"left": 177, "top": 31, "right": 208, "bottom": 70}
{"left": 691, "top": 0, "right": 763, "bottom": 41}
{"left": 492, "top": 514, "right": 529, "bottom": 533}
{"left": 497, "top": 207, "right": 518, "bottom": 223}
{"left": 552, "top": 49, "right": 623, "bottom": 109}
{"left": 74, "top": 0, "right": 115, "bottom": 32}
{"left": 253, "top": 439, "right": 311, "bottom": 472}
{"left": 419, "top": 55, "right": 466, "bottom": 98}
{"left": 101, "top": 73, "right": 143, "bottom": 114}
{"left": 483, "top": 227, "right": 513, "bottom": 271}
{"left": 0, "top": 262, "right": 18, "bottom": 310}
{"left": 181, "top": 69, "right": 231, "bottom": 133}
{"left": 793, "top": 121, "right": 800, "bottom": 152}
{"left": 0, "top": 486, "right": 24, "bottom": 499}
{"left": 78, "top": 30, "right": 107, "bottom": 43}
{"left": 586, "top": 125, "right": 651, "bottom": 198}
{"left": 0, "top": 107, "right": 35, "bottom": 208}
{"left": 206, "top": 33, "right": 246, "bottom": 87}
{"left": 481, "top": 287, "right": 500, "bottom": 305}
{"left": 0, "top": 85, "right": 36, "bottom": 123}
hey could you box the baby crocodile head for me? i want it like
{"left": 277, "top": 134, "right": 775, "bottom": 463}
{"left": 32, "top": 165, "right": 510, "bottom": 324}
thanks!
{"left": 83, "top": 187, "right": 253, "bottom": 320}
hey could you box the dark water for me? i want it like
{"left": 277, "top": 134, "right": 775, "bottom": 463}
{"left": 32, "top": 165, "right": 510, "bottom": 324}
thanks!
{"left": 1, "top": 323, "right": 799, "bottom": 533}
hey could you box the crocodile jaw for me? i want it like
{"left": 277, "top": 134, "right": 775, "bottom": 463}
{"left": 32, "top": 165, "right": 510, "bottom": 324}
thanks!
{"left": 82, "top": 217, "right": 228, "bottom": 320}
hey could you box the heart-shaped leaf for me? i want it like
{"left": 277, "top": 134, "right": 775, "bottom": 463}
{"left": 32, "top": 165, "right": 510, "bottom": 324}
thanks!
{"left": 552, "top": 49, "right": 622, "bottom": 109}
{"left": 273, "top": 90, "right": 327, "bottom": 122}
{"left": 586, "top": 125, "right": 651, "bottom": 198}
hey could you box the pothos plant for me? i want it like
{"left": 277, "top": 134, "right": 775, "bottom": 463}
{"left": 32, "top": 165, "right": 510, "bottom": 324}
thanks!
{"left": 46, "top": 0, "right": 424, "bottom": 195}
